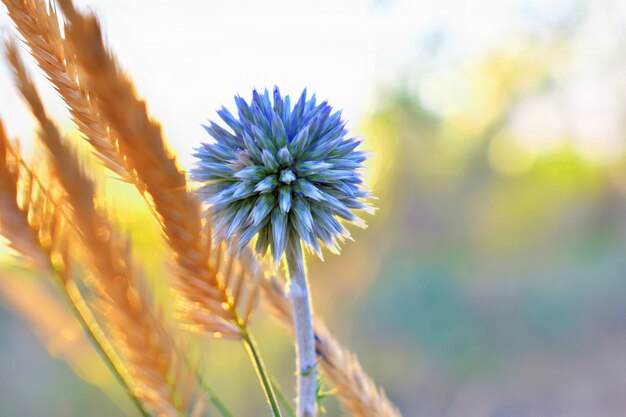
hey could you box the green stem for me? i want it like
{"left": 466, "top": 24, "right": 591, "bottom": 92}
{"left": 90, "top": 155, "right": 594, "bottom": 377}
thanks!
{"left": 195, "top": 376, "right": 234, "bottom": 417}
{"left": 173, "top": 343, "right": 234, "bottom": 417}
{"left": 62, "top": 279, "right": 151, "bottom": 417}
{"left": 271, "top": 375, "right": 296, "bottom": 417}
{"left": 241, "top": 328, "right": 283, "bottom": 417}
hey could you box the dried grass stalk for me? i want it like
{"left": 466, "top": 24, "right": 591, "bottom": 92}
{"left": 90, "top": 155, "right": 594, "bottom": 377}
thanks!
{"left": 0, "top": 142, "right": 169, "bottom": 417}
{"left": 3, "top": 108, "right": 195, "bottom": 417}
{"left": 0, "top": 119, "right": 49, "bottom": 267}
{"left": 0, "top": 115, "right": 74, "bottom": 280}
{"left": 52, "top": 7, "right": 287, "bottom": 413}
{"left": 1, "top": 115, "right": 101, "bottom": 363}
{"left": 56, "top": 0, "right": 262, "bottom": 339}
{"left": 2, "top": 0, "right": 132, "bottom": 181}
{"left": 262, "top": 276, "right": 403, "bottom": 417}
{"left": 7, "top": 40, "right": 193, "bottom": 417}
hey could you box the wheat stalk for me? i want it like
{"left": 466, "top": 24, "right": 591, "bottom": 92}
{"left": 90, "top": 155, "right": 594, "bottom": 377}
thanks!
{"left": 5, "top": 0, "right": 281, "bottom": 412}
{"left": 56, "top": 0, "right": 251, "bottom": 336}
{"left": 0, "top": 117, "right": 156, "bottom": 416}
{"left": 4, "top": 0, "right": 264, "bottom": 337}
{"left": 53, "top": 3, "right": 286, "bottom": 413}
{"left": 2, "top": 0, "right": 132, "bottom": 181}
{"left": 0, "top": 119, "right": 49, "bottom": 268}
{"left": 0, "top": 120, "right": 70, "bottom": 281}
{"left": 261, "top": 275, "right": 403, "bottom": 417}
{"left": 0, "top": 130, "right": 212, "bottom": 417}
{"left": 7, "top": 41, "right": 194, "bottom": 417}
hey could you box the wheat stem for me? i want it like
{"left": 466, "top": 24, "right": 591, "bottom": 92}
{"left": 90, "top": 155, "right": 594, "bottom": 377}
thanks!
{"left": 172, "top": 343, "right": 234, "bottom": 417}
{"left": 270, "top": 375, "right": 296, "bottom": 417}
{"left": 196, "top": 378, "right": 233, "bottom": 417}
{"left": 240, "top": 327, "right": 283, "bottom": 417}
{"left": 285, "top": 242, "right": 317, "bottom": 417}
{"left": 63, "top": 279, "right": 153, "bottom": 417}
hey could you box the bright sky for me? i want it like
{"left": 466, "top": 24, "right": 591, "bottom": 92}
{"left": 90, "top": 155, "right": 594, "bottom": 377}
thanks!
{"left": 0, "top": 0, "right": 604, "bottom": 167}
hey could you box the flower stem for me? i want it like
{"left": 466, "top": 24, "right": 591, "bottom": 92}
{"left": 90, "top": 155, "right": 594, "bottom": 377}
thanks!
{"left": 240, "top": 328, "right": 283, "bottom": 417}
{"left": 285, "top": 242, "right": 317, "bottom": 417}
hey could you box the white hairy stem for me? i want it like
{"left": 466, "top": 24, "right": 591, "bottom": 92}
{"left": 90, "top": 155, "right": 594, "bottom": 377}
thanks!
{"left": 286, "top": 242, "right": 317, "bottom": 417}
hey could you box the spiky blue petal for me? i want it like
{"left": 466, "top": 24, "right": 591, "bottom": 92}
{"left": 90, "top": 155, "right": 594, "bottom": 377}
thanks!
{"left": 279, "top": 169, "right": 296, "bottom": 184}
{"left": 278, "top": 185, "right": 292, "bottom": 214}
{"left": 254, "top": 175, "right": 278, "bottom": 193}
{"left": 193, "top": 87, "right": 372, "bottom": 259}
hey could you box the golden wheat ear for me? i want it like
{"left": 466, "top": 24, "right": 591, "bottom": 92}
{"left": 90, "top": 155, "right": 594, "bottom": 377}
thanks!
{"left": 0, "top": 140, "right": 156, "bottom": 417}
{"left": 6, "top": 39, "right": 198, "bottom": 417}
{"left": 0, "top": 136, "right": 174, "bottom": 417}
{"left": 0, "top": 114, "right": 118, "bottom": 390}
{"left": 1, "top": 114, "right": 177, "bottom": 416}
{"left": 262, "top": 275, "right": 403, "bottom": 417}
{"left": 55, "top": 0, "right": 266, "bottom": 340}
{"left": 0, "top": 107, "right": 74, "bottom": 276}
{"left": 2, "top": 0, "right": 132, "bottom": 181}
{"left": 178, "top": 242, "right": 264, "bottom": 336}
{"left": 53, "top": 4, "right": 288, "bottom": 413}
{"left": 0, "top": 120, "right": 49, "bottom": 268}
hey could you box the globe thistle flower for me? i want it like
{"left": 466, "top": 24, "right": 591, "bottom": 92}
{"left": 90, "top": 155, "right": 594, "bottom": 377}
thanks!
{"left": 192, "top": 87, "right": 373, "bottom": 261}
{"left": 193, "top": 87, "right": 373, "bottom": 417}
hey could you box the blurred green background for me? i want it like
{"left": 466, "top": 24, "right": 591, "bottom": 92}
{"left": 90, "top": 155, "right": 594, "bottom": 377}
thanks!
{"left": 3, "top": 0, "right": 626, "bottom": 416}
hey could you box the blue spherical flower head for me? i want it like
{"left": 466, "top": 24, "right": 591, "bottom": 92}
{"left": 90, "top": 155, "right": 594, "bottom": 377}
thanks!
{"left": 192, "top": 87, "right": 373, "bottom": 261}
